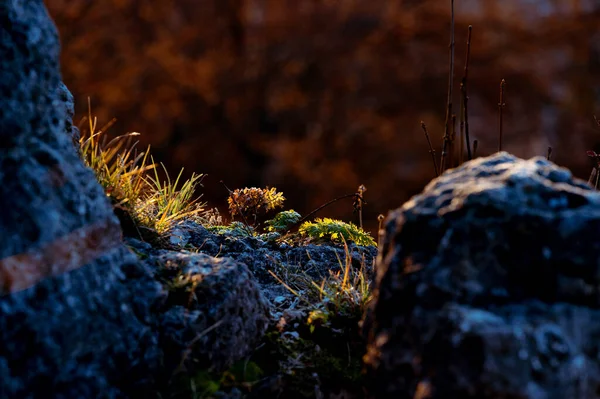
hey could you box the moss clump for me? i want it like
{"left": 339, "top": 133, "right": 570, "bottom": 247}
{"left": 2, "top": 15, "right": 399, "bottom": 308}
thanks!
{"left": 265, "top": 210, "right": 301, "bottom": 233}
{"left": 206, "top": 221, "right": 255, "bottom": 238}
{"left": 299, "top": 218, "right": 376, "bottom": 247}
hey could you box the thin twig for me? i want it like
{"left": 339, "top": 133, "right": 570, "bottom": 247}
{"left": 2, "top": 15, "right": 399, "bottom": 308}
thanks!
{"left": 459, "top": 83, "right": 465, "bottom": 164}
{"left": 587, "top": 151, "right": 600, "bottom": 189}
{"left": 421, "top": 121, "right": 439, "bottom": 177}
{"left": 498, "top": 79, "right": 506, "bottom": 152}
{"left": 450, "top": 114, "right": 457, "bottom": 167}
{"left": 462, "top": 25, "right": 473, "bottom": 160}
{"left": 377, "top": 214, "right": 385, "bottom": 252}
{"left": 473, "top": 139, "right": 478, "bottom": 158}
{"left": 441, "top": 0, "right": 456, "bottom": 173}
{"left": 356, "top": 185, "right": 367, "bottom": 229}
{"left": 547, "top": 146, "right": 552, "bottom": 161}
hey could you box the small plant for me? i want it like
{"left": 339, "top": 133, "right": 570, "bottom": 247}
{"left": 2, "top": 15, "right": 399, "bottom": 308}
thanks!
{"left": 227, "top": 186, "right": 285, "bottom": 224}
{"left": 268, "top": 238, "right": 374, "bottom": 320}
{"left": 79, "top": 99, "right": 207, "bottom": 236}
{"left": 299, "top": 218, "right": 376, "bottom": 247}
{"left": 207, "top": 221, "right": 255, "bottom": 238}
{"left": 137, "top": 160, "right": 206, "bottom": 234}
{"left": 308, "top": 240, "right": 373, "bottom": 320}
{"left": 265, "top": 239, "right": 374, "bottom": 394}
{"left": 265, "top": 210, "right": 301, "bottom": 233}
{"left": 79, "top": 98, "right": 155, "bottom": 209}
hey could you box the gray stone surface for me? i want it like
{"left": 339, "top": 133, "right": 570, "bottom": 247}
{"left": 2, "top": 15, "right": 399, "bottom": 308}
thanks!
{"left": 148, "top": 251, "right": 270, "bottom": 373}
{"left": 182, "top": 221, "right": 377, "bottom": 284}
{"left": 57, "top": 82, "right": 80, "bottom": 152}
{"left": 363, "top": 153, "right": 600, "bottom": 399}
{"left": 0, "top": 1, "right": 164, "bottom": 397}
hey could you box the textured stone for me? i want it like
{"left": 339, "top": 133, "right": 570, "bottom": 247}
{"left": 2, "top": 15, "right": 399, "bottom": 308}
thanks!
{"left": 363, "top": 153, "right": 600, "bottom": 399}
{"left": 57, "top": 82, "right": 80, "bottom": 152}
{"left": 147, "top": 251, "right": 270, "bottom": 373}
{"left": 181, "top": 221, "right": 377, "bottom": 284}
{"left": 0, "top": 1, "right": 163, "bottom": 396}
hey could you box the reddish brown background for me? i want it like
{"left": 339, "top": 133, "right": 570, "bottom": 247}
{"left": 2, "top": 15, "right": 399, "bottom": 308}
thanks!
{"left": 46, "top": 0, "right": 600, "bottom": 234}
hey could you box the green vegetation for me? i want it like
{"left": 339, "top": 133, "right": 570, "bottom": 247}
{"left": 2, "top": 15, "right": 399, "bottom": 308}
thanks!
{"left": 299, "top": 218, "right": 376, "bottom": 247}
{"left": 163, "top": 360, "right": 264, "bottom": 399}
{"left": 75, "top": 2, "right": 600, "bottom": 397}
{"left": 79, "top": 100, "right": 206, "bottom": 235}
{"left": 273, "top": 239, "right": 373, "bottom": 328}
{"left": 81, "top": 99, "right": 375, "bottom": 399}
{"left": 265, "top": 210, "right": 301, "bottom": 233}
{"left": 79, "top": 100, "right": 153, "bottom": 209}
{"left": 213, "top": 187, "right": 377, "bottom": 248}
{"left": 262, "top": 239, "right": 373, "bottom": 396}
{"left": 137, "top": 161, "right": 205, "bottom": 234}
{"left": 206, "top": 221, "right": 255, "bottom": 238}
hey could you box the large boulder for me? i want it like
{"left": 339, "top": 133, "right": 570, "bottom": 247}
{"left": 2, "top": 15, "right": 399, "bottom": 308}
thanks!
{"left": 0, "top": 1, "right": 163, "bottom": 397}
{"left": 363, "top": 153, "right": 600, "bottom": 399}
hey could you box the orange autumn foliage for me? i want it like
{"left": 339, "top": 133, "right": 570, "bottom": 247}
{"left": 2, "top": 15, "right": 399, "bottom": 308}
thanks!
{"left": 47, "top": 0, "right": 600, "bottom": 233}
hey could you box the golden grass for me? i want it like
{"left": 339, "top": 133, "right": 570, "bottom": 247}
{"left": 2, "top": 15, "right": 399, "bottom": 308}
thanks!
{"left": 79, "top": 98, "right": 206, "bottom": 235}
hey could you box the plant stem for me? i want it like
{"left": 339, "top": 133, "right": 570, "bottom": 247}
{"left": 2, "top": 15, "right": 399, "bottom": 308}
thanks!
{"left": 450, "top": 114, "right": 457, "bottom": 167}
{"left": 421, "top": 121, "right": 440, "bottom": 177}
{"left": 377, "top": 214, "right": 385, "bottom": 250}
{"left": 547, "top": 146, "right": 552, "bottom": 161}
{"left": 356, "top": 185, "right": 367, "bottom": 229}
{"left": 498, "top": 79, "right": 506, "bottom": 152}
{"left": 473, "top": 139, "right": 478, "bottom": 158}
{"left": 441, "top": 0, "right": 456, "bottom": 173}
{"left": 459, "top": 83, "right": 465, "bottom": 164}
{"left": 462, "top": 25, "right": 473, "bottom": 160}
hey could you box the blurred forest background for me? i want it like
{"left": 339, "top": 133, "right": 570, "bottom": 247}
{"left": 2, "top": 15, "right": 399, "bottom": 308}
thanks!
{"left": 46, "top": 0, "right": 600, "bottom": 234}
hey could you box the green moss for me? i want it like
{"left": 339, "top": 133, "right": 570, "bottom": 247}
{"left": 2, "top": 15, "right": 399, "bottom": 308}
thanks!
{"left": 265, "top": 210, "right": 301, "bottom": 232}
{"left": 126, "top": 246, "right": 149, "bottom": 259}
{"left": 299, "top": 218, "right": 376, "bottom": 247}
{"left": 161, "top": 360, "right": 264, "bottom": 399}
{"left": 206, "top": 221, "right": 254, "bottom": 237}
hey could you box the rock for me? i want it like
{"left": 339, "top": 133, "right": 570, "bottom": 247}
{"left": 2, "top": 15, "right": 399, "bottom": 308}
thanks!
{"left": 184, "top": 222, "right": 377, "bottom": 285}
{"left": 363, "top": 153, "right": 600, "bottom": 399}
{"left": 167, "top": 225, "right": 191, "bottom": 247}
{"left": 147, "top": 251, "right": 270, "bottom": 373}
{"left": 0, "top": 1, "right": 164, "bottom": 397}
{"left": 57, "top": 82, "right": 81, "bottom": 153}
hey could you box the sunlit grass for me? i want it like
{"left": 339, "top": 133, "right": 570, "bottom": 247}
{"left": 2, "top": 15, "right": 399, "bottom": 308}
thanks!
{"left": 79, "top": 98, "right": 206, "bottom": 235}
{"left": 306, "top": 239, "right": 372, "bottom": 319}
{"left": 270, "top": 238, "right": 373, "bottom": 326}
{"left": 138, "top": 160, "right": 206, "bottom": 234}
{"left": 79, "top": 98, "right": 155, "bottom": 209}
